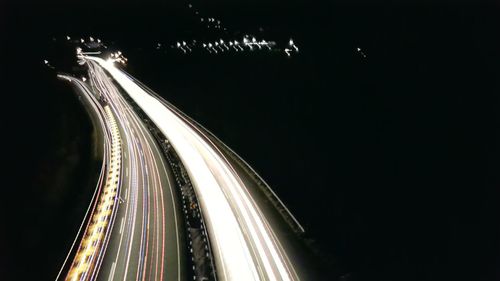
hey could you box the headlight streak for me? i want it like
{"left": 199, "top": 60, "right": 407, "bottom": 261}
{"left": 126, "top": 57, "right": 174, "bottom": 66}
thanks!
{"left": 86, "top": 60, "right": 181, "bottom": 281}
{"left": 120, "top": 70, "right": 305, "bottom": 235}
{"left": 89, "top": 56, "right": 300, "bottom": 281}
{"left": 55, "top": 75, "right": 108, "bottom": 281}
{"left": 56, "top": 75, "right": 121, "bottom": 281}
{"left": 65, "top": 104, "right": 122, "bottom": 281}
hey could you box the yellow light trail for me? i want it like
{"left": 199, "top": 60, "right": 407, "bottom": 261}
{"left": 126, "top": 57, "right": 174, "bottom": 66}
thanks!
{"left": 66, "top": 105, "right": 122, "bottom": 281}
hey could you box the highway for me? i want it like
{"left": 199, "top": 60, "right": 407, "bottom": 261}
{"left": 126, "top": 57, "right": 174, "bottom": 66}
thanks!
{"left": 58, "top": 59, "right": 184, "bottom": 281}
{"left": 87, "top": 56, "right": 303, "bottom": 281}
{"left": 58, "top": 53, "right": 305, "bottom": 281}
{"left": 55, "top": 74, "right": 119, "bottom": 281}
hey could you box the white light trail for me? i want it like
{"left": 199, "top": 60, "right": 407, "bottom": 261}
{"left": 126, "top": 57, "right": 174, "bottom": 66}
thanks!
{"left": 89, "top": 56, "right": 299, "bottom": 281}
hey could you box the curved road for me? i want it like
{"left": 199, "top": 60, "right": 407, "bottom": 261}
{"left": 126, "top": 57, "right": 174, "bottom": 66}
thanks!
{"left": 89, "top": 56, "right": 303, "bottom": 281}
{"left": 58, "top": 60, "right": 185, "bottom": 281}
{"left": 58, "top": 53, "right": 306, "bottom": 281}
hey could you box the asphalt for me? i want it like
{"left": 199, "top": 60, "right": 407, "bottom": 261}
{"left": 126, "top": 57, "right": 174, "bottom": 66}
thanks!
{"left": 94, "top": 56, "right": 305, "bottom": 281}
{"left": 60, "top": 54, "right": 310, "bottom": 281}
{"left": 60, "top": 59, "right": 185, "bottom": 281}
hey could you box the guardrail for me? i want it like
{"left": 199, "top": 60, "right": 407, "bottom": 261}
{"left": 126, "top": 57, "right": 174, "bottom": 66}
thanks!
{"left": 121, "top": 72, "right": 305, "bottom": 235}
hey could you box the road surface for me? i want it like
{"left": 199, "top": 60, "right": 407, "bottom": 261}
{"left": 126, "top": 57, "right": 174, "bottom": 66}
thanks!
{"left": 58, "top": 61, "right": 184, "bottom": 281}
{"left": 88, "top": 56, "right": 303, "bottom": 281}
{"left": 58, "top": 53, "right": 306, "bottom": 281}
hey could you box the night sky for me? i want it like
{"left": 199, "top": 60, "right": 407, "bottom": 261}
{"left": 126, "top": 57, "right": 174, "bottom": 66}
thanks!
{"left": 1, "top": 0, "right": 500, "bottom": 280}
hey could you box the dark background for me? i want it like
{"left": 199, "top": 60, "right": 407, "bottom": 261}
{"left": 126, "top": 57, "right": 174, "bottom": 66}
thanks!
{"left": 1, "top": 0, "right": 500, "bottom": 280}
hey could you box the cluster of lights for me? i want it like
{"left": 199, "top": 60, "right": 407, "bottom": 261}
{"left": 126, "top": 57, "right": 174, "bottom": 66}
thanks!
{"left": 284, "top": 39, "right": 299, "bottom": 57}
{"left": 168, "top": 36, "right": 280, "bottom": 55}
{"left": 65, "top": 35, "right": 107, "bottom": 51}
{"left": 187, "top": 3, "right": 228, "bottom": 32}
{"left": 109, "top": 51, "right": 128, "bottom": 65}
{"left": 75, "top": 36, "right": 102, "bottom": 44}
{"left": 174, "top": 41, "right": 195, "bottom": 54}
{"left": 203, "top": 37, "right": 275, "bottom": 54}
{"left": 169, "top": 36, "right": 298, "bottom": 57}
{"left": 201, "top": 17, "right": 226, "bottom": 31}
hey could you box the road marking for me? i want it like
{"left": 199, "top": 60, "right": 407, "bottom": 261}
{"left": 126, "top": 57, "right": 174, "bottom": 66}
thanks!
{"left": 108, "top": 261, "right": 117, "bottom": 281}
{"left": 126, "top": 167, "right": 129, "bottom": 177}
{"left": 119, "top": 217, "right": 125, "bottom": 234}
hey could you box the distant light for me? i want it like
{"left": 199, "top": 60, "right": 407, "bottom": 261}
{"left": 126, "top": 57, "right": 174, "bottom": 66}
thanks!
{"left": 357, "top": 47, "right": 361, "bottom": 51}
{"left": 252, "top": 37, "right": 256, "bottom": 43}
{"left": 182, "top": 41, "right": 186, "bottom": 46}
{"left": 220, "top": 39, "right": 224, "bottom": 44}
{"left": 97, "top": 39, "right": 101, "bottom": 43}
{"left": 176, "top": 42, "right": 181, "bottom": 47}
{"left": 188, "top": 3, "right": 192, "bottom": 8}
{"left": 203, "top": 43, "right": 207, "bottom": 47}
{"left": 289, "top": 39, "right": 294, "bottom": 46}
{"left": 43, "top": 60, "right": 48, "bottom": 64}
{"left": 89, "top": 36, "right": 94, "bottom": 42}
{"left": 80, "top": 38, "right": 84, "bottom": 43}
{"left": 208, "top": 43, "right": 212, "bottom": 47}
{"left": 82, "top": 77, "right": 87, "bottom": 82}
{"left": 66, "top": 36, "right": 71, "bottom": 40}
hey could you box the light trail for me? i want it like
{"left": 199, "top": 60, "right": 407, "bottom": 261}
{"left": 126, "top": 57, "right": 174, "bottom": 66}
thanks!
{"left": 66, "top": 105, "right": 122, "bottom": 281}
{"left": 86, "top": 60, "right": 182, "bottom": 281}
{"left": 58, "top": 60, "right": 183, "bottom": 281}
{"left": 55, "top": 75, "right": 108, "bottom": 281}
{"left": 89, "top": 56, "right": 301, "bottom": 281}
{"left": 58, "top": 51, "right": 304, "bottom": 281}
